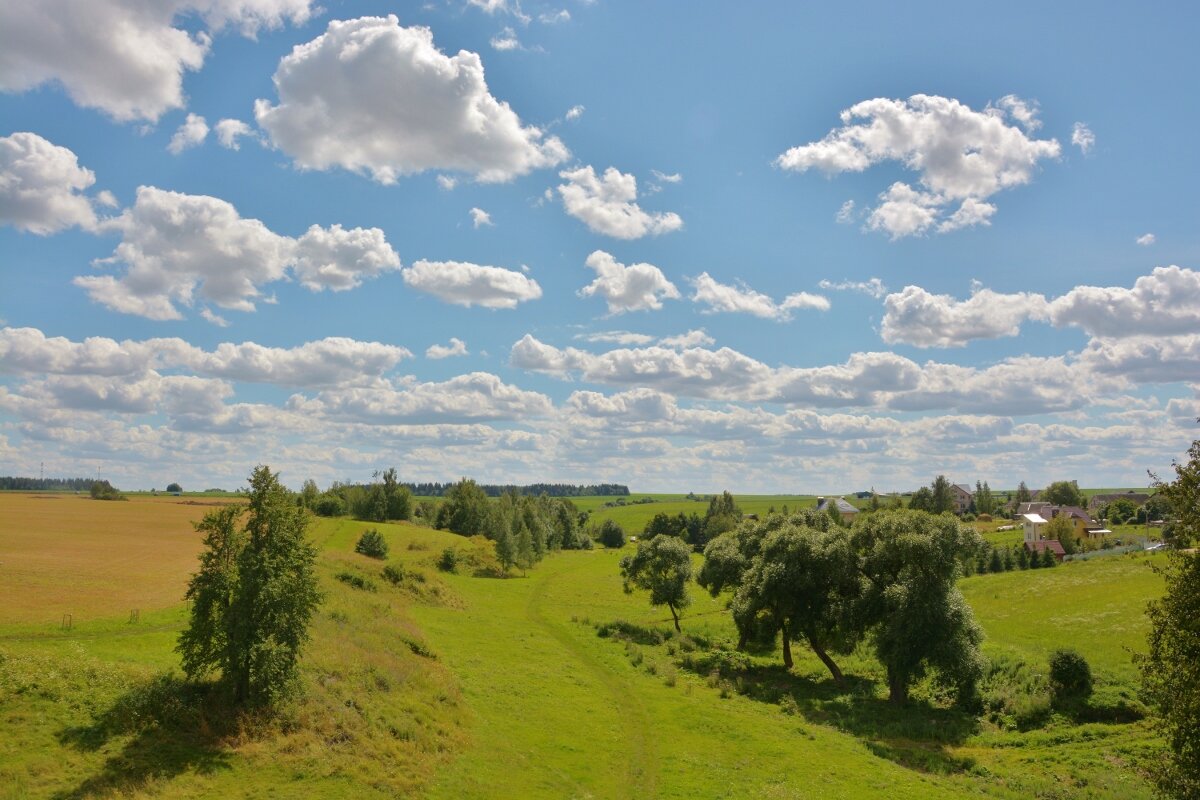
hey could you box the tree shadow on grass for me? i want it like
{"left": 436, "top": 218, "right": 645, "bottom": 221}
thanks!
{"left": 602, "top": 620, "right": 982, "bottom": 776}
{"left": 54, "top": 674, "right": 234, "bottom": 798}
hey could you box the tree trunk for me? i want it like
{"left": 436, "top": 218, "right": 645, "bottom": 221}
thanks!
{"left": 736, "top": 628, "right": 748, "bottom": 651}
{"left": 808, "top": 635, "right": 845, "bottom": 685}
{"left": 668, "top": 603, "right": 681, "bottom": 632}
{"left": 887, "top": 668, "right": 908, "bottom": 705}
{"left": 781, "top": 620, "right": 793, "bottom": 669}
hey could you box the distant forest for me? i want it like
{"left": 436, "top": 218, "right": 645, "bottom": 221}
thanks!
{"left": 399, "top": 482, "right": 629, "bottom": 498}
{"left": 0, "top": 476, "right": 96, "bottom": 491}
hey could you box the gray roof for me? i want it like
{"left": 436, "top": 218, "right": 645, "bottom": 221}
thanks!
{"left": 817, "top": 497, "right": 859, "bottom": 514}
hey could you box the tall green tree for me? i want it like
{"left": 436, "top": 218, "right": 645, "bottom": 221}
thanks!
{"left": 1016, "top": 481, "right": 1032, "bottom": 504}
{"left": 908, "top": 486, "right": 934, "bottom": 512}
{"left": 620, "top": 534, "right": 693, "bottom": 632}
{"left": 1044, "top": 514, "right": 1077, "bottom": 555}
{"left": 852, "top": 511, "right": 985, "bottom": 705}
{"left": 177, "top": 505, "right": 245, "bottom": 681}
{"left": 699, "top": 490, "right": 742, "bottom": 549}
{"left": 437, "top": 478, "right": 492, "bottom": 537}
{"left": 1043, "top": 480, "right": 1085, "bottom": 508}
{"left": 1140, "top": 437, "right": 1200, "bottom": 798}
{"left": 515, "top": 526, "right": 535, "bottom": 576}
{"left": 732, "top": 524, "right": 860, "bottom": 681}
{"left": 698, "top": 510, "right": 832, "bottom": 649}
{"left": 1155, "top": 438, "right": 1200, "bottom": 549}
{"left": 179, "top": 466, "right": 321, "bottom": 707}
{"left": 931, "top": 475, "right": 953, "bottom": 514}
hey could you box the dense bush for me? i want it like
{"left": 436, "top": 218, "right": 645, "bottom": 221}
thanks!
{"left": 354, "top": 528, "right": 389, "bottom": 559}
{"left": 1048, "top": 648, "right": 1093, "bottom": 703}
{"left": 313, "top": 493, "right": 347, "bottom": 517}
{"left": 335, "top": 571, "right": 378, "bottom": 592}
{"left": 437, "top": 547, "right": 459, "bottom": 573}
{"left": 89, "top": 480, "right": 126, "bottom": 501}
{"left": 381, "top": 563, "right": 404, "bottom": 585}
{"left": 597, "top": 519, "right": 627, "bottom": 549}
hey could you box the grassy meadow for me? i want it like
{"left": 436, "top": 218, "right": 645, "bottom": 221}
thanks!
{"left": 0, "top": 492, "right": 1168, "bottom": 798}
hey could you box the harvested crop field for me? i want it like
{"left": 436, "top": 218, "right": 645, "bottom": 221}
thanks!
{"left": 0, "top": 493, "right": 240, "bottom": 626}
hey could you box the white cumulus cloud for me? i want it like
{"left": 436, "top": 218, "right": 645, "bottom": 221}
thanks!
{"left": 402, "top": 259, "right": 542, "bottom": 308}
{"left": 214, "top": 118, "right": 253, "bottom": 150}
{"left": 1136, "top": 233, "right": 1156, "bottom": 246}
{"left": 167, "top": 113, "right": 209, "bottom": 154}
{"left": 558, "top": 165, "right": 683, "bottom": 239}
{"left": 426, "top": 338, "right": 469, "bottom": 359}
{"left": 691, "top": 273, "right": 829, "bottom": 321}
{"left": 777, "top": 94, "right": 1061, "bottom": 238}
{"left": 578, "top": 250, "right": 680, "bottom": 314}
{"left": 0, "top": 0, "right": 314, "bottom": 121}
{"left": 74, "top": 186, "right": 401, "bottom": 318}
{"left": 470, "top": 207, "right": 494, "bottom": 228}
{"left": 882, "top": 285, "right": 1049, "bottom": 347}
{"left": 0, "top": 132, "right": 98, "bottom": 234}
{"left": 254, "top": 16, "right": 568, "bottom": 184}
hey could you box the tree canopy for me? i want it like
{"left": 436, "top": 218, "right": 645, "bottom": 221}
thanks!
{"left": 178, "top": 466, "right": 321, "bottom": 707}
{"left": 620, "top": 535, "right": 693, "bottom": 631}
{"left": 1043, "top": 480, "right": 1085, "bottom": 509}
{"left": 852, "top": 511, "right": 985, "bottom": 704}
{"left": 1140, "top": 437, "right": 1200, "bottom": 797}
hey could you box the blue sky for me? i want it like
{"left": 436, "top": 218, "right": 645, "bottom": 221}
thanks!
{"left": 1, "top": 0, "right": 1198, "bottom": 492}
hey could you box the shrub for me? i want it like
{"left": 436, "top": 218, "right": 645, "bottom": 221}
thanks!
{"left": 335, "top": 571, "right": 377, "bottom": 592}
{"left": 89, "top": 480, "right": 126, "bottom": 501}
{"left": 977, "top": 513, "right": 993, "bottom": 522}
{"left": 437, "top": 547, "right": 459, "bottom": 573}
{"left": 381, "top": 564, "right": 404, "bottom": 585}
{"left": 313, "top": 493, "right": 346, "bottom": 517}
{"left": 597, "top": 519, "right": 627, "bottom": 549}
{"left": 355, "top": 528, "right": 389, "bottom": 559}
{"left": 1048, "top": 648, "right": 1093, "bottom": 703}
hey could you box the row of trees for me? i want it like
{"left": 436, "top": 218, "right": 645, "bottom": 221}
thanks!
{"left": 394, "top": 481, "right": 627, "bottom": 497}
{"left": 640, "top": 491, "right": 743, "bottom": 551}
{"left": 623, "top": 506, "right": 986, "bottom": 705}
{"left": 434, "top": 479, "right": 592, "bottom": 573}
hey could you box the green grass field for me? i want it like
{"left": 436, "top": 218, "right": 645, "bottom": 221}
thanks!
{"left": 0, "top": 493, "right": 1168, "bottom": 798}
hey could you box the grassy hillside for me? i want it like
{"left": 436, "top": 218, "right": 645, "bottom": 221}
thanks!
{"left": 0, "top": 493, "right": 1167, "bottom": 798}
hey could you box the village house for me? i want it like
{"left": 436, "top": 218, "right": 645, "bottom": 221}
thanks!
{"left": 1087, "top": 491, "right": 1151, "bottom": 512}
{"left": 1022, "top": 512, "right": 1066, "bottom": 562}
{"left": 950, "top": 483, "right": 974, "bottom": 515}
{"left": 816, "top": 496, "right": 859, "bottom": 524}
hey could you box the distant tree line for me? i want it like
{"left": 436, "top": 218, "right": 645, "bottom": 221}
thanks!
{"left": 0, "top": 476, "right": 98, "bottom": 491}
{"left": 397, "top": 481, "right": 629, "bottom": 498}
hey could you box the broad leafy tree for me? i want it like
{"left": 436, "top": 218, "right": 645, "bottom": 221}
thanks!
{"left": 1140, "top": 437, "right": 1200, "bottom": 798}
{"left": 698, "top": 510, "right": 832, "bottom": 649}
{"left": 732, "top": 524, "right": 860, "bottom": 681}
{"left": 1016, "top": 481, "right": 1032, "bottom": 504}
{"left": 1044, "top": 514, "right": 1077, "bottom": 555}
{"left": 179, "top": 466, "right": 321, "bottom": 707}
{"left": 908, "top": 486, "right": 934, "bottom": 512}
{"left": 436, "top": 478, "right": 492, "bottom": 537}
{"left": 931, "top": 475, "right": 953, "bottom": 514}
{"left": 1043, "top": 480, "right": 1085, "bottom": 509}
{"left": 620, "top": 534, "right": 693, "bottom": 631}
{"left": 852, "top": 510, "right": 985, "bottom": 705}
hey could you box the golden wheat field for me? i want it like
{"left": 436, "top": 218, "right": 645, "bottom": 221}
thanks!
{"left": 0, "top": 493, "right": 238, "bottom": 625}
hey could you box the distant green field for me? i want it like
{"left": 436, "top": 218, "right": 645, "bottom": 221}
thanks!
{"left": 585, "top": 494, "right": 820, "bottom": 532}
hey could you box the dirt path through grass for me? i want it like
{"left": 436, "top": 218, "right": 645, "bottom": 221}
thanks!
{"left": 524, "top": 558, "right": 657, "bottom": 799}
